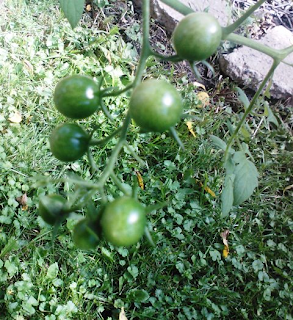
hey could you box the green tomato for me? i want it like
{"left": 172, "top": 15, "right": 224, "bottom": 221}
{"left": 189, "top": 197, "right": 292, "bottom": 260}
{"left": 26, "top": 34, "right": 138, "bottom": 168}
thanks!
{"left": 129, "top": 79, "right": 183, "bottom": 132}
{"left": 173, "top": 12, "right": 222, "bottom": 61}
{"left": 54, "top": 75, "right": 100, "bottom": 119}
{"left": 72, "top": 219, "right": 100, "bottom": 250}
{"left": 39, "top": 194, "right": 67, "bottom": 225}
{"left": 101, "top": 197, "right": 146, "bottom": 247}
{"left": 49, "top": 123, "right": 89, "bottom": 162}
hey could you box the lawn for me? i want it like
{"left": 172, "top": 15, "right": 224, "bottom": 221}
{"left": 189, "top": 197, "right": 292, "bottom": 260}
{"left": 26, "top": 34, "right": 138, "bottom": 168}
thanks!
{"left": 0, "top": 0, "right": 292, "bottom": 319}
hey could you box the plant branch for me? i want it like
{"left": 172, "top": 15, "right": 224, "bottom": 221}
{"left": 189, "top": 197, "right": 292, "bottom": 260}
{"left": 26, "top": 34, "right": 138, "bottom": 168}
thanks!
{"left": 97, "top": 112, "right": 131, "bottom": 187}
{"left": 89, "top": 127, "right": 122, "bottom": 146}
{"left": 101, "top": 83, "right": 134, "bottom": 97}
{"left": 133, "top": 0, "right": 152, "bottom": 86}
{"left": 150, "top": 51, "right": 183, "bottom": 62}
{"left": 159, "top": 0, "right": 193, "bottom": 15}
{"left": 110, "top": 172, "right": 131, "bottom": 195}
{"left": 226, "top": 33, "right": 283, "bottom": 59}
{"left": 224, "top": 60, "right": 280, "bottom": 161}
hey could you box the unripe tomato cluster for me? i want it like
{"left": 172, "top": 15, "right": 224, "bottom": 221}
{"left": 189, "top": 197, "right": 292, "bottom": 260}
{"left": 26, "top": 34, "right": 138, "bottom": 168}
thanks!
{"left": 39, "top": 195, "right": 146, "bottom": 248}
{"left": 43, "top": 11, "right": 222, "bottom": 248}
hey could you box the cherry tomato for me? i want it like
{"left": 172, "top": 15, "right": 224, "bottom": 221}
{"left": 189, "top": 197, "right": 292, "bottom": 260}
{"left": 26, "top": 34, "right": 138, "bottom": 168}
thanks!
{"left": 101, "top": 197, "right": 146, "bottom": 247}
{"left": 129, "top": 79, "right": 183, "bottom": 132}
{"left": 173, "top": 12, "right": 222, "bottom": 61}
{"left": 49, "top": 123, "right": 89, "bottom": 162}
{"left": 72, "top": 219, "right": 100, "bottom": 250}
{"left": 39, "top": 194, "right": 67, "bottom": 225}
{"left": 54, "top": 75, "right": 100, "bottom": 119}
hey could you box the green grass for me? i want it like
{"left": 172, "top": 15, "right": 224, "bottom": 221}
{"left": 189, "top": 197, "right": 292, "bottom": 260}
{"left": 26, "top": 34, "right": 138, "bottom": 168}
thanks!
{"left": 0, "top": 0, "right": 292, "bottom": 319}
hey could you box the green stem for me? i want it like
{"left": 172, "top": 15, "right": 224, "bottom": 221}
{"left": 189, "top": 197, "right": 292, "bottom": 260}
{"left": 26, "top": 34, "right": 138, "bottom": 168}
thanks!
{"left": 101, "top": 83, "right": 134, "bottom": 98}
{"left": 89, "top": 127, "right": 122, "bottom": 146}
{"left": 224, "top": 60, "right": 279, "bottom": 161}
{"left": 88, "top": 0, "right": 152, "bottom": 191}
{"left": 226, "top": 33, "right": 282, "bottom": 59}
{"left": 133, "top": 0, "right": 152, "bottom": 86}
{"left": 110, "top": 172, "right": 131, "bottom": 195}
{"left": 97, "top": 112, "right": 131, "bottom": 186}
{"left": 124, "top": 142, "right": 147, "bottom": 167}
{"left": 279, "top": 45, "right": 293, "bottom": 57}
{"left": 222, "top": 0, "right": 267, "bottom": 38}
{"left": 150, "top": 51, "right": 183, "bottom": 62}
{"left": 100, "top": 98, "right": 114, "bottom": 121}
{"left": 159, "top": 0, "right": 193, "bottom": 16}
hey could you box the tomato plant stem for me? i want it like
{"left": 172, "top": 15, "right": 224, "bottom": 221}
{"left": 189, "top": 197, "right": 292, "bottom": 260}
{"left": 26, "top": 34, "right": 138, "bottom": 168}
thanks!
{"left": 97, "top": 112, "right": 131, "bottom": 187}
{"left": 224, "top": 60, "right": 279, "bottom": 162}
{"left": 89, "top": 127, "right": 122, "bottom": 146}
{"left": 133, "top": 0, "right": 152, "bottom": 86}
{"left": 101, "top": 83, "right": 134, "bottom": 98}
{"left": 226, "top": 33, "right": 284, "bottom": 60}
{"left": 160, "top": 0, "right": 193, "bottom": 16}
{"left": 110, "top": 172, "right": 131, "bottom": 195}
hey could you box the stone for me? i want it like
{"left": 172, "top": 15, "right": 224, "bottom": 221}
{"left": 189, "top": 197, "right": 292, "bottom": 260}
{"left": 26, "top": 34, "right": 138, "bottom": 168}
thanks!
{"left": 219, "top": 26, "right": 293, "bottom": 100}
{"left": 132, "top": 0, "right": 230, "bottom": 31}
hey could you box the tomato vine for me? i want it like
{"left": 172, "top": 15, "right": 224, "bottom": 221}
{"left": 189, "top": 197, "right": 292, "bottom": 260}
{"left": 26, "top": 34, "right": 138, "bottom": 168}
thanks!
{"left": 39, "top": 0, "right": 293, "bottom": 248}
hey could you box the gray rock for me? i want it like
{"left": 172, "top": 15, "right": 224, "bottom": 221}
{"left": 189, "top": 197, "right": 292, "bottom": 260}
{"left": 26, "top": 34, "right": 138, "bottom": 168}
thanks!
{"left": 220, "top": 26, "right": 293, "bottom": 100}
{"left": 133, "top": 0, "right": 230, "bottom": 31}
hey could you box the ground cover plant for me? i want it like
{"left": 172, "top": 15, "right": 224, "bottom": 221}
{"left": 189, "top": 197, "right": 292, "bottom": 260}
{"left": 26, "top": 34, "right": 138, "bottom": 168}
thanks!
{"left": 0, "top": 0, "right": 292, "bottom": 319}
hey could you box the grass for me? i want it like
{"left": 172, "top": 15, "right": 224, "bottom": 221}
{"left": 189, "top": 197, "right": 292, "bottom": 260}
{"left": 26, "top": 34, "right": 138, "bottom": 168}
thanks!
{"left": 0, "top": 0, "right": 292, "bottom": 319}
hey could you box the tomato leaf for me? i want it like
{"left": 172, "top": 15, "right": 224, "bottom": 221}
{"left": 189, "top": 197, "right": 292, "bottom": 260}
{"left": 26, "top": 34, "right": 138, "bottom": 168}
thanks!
{"left": 221, "top": 174, "right": 235, "bottom": 217}
{"left": 232, "top": 151, "right": 259, "bottom": 205}
{"left": 59, "top": 0, "right": 84, "bottom": 29}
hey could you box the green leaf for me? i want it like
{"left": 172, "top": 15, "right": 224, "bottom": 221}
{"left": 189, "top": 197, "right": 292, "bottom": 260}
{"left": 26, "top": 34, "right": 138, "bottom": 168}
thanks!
{"left": 209, "top": 249, "right": 221, "bottom": 261}
{"left": 0, "top": 238, "right": 19, "bottom": 258}
{"left": 240, "top": 125, "right": 251, "bottom": 139}
{"left": 221, "top": 174, "right": 235, "bottom": 217}
{"left": 266, "top": 104, "right": 279, "bottom": 126}
{"left": 210, "top": 135, "right": 227, "bottom": 150}
{"left": 59, "top": 0, "right": 84, "bottom": 29}
{"left": 224, "top": 153, "right": 235, "bottom": 175}
{"left": 236, "top": 87, "right": 249, "bottom": 109}
{"left": 127, "top": 289, "right": 149, "bottom": 303}
{"left": 46, "top": 262, "right": 59, "bottom": 280}
{"left": 233, "top": 152, "right": 259, "bottom": 205}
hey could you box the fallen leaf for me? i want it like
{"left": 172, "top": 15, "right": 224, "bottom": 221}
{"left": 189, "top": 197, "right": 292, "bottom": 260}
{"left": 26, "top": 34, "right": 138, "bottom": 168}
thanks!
{"left": 186, "top": 121, "right": 196, "bottom": 137}
{"left": 16, "top": 193, "right": 28, "bottom": 210}
{"left": 220, "top": 230, "right": 230, "bottom": 258}
{"left": 193, "top": 81, "right": 206, "bottom": 90}
{"left": 8, "top": 111, "right": 22, "bottom": 123}
{"left": 119, "top": 307, "right": 128, "bottom": 320}
{"left": 23, "top": 59, "right": 34, "bottom": 74}
{"left": 196, "top": 179, "right": 216, "bottom": 197}
{"left": 283, "top": 184, "right": 293, "bottom": 194}
{"left": 223, "top": 245, "right": 229, "bottom": 258}
{"left": 135, "top": 171, "right": 144, "bottom": 190}
{"left": 197, "top": 91, "right": 210, "bottom": 107}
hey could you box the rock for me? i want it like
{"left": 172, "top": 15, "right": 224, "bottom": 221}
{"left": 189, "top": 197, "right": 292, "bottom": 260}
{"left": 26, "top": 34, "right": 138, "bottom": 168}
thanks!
{"left": 220, "top": 26, "right": 293, "bottom": 100}
{"left": 132, "top": 0, "right": 230, "bottom": 31}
